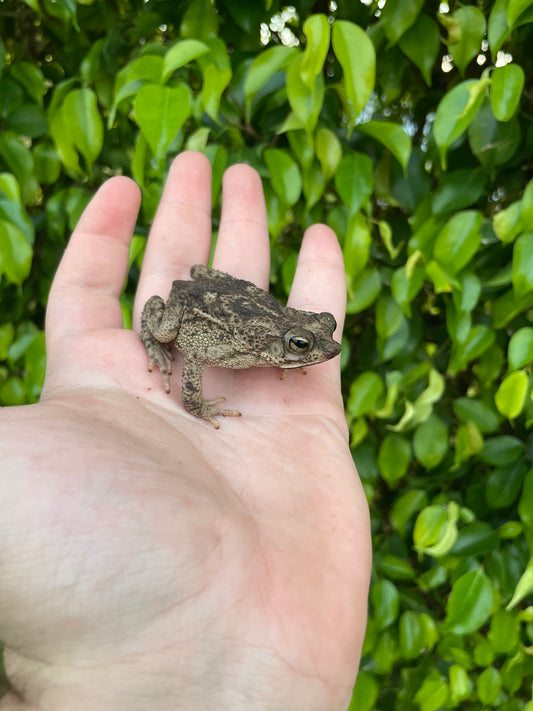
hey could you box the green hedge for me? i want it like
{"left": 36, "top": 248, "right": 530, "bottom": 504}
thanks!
{"left": 1, "top": 0, "right": 532, "bottom": 708}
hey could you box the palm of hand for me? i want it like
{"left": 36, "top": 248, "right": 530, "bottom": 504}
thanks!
{"left": 0, "top": 154, "right": 370, "bottom": 711}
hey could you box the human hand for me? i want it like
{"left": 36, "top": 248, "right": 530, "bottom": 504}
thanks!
{"left": 0, "top": 152, "right": 371, "bottom": 711}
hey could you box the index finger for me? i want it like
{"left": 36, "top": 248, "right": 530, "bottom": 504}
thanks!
{"left": 45, "top": 176, "right": 141, "bottom": 350}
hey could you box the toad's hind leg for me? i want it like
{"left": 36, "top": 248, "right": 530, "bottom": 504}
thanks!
{"left": 182, "top": 359, "right": 241, "bottom": 429}
{"left": 141, "top": 295, "right": 179, "bottom": 392}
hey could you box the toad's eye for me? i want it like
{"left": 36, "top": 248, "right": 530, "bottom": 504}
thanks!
{"left": 288, "top": 335, "right": 311, "bottom": 353}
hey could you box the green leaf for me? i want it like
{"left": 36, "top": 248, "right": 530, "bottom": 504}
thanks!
{"left": 300, "top": 14, "right": 330, "bottom": 87}
{"left": 286, "top": 54, "right": 324, "bottom": 133}
{"left": 10, "top": 61, "right": 46, "bottom": 106}
{"left": 371, "top": 579, "right": 399, "bottom": 629}
{"left": 334, "top": 152, "right": 373, "bottom": 217}
{"left": 486, "top": 460, "right": 528, "bottom": 509}
{"left": 491, "top": 63, "right": 525, "bottom": 121}
{"left": 343, "top": 212, "right": 371, "bottom": 279}
{"left": 507, "top": 559, "right": 533, "bottom": 608}
{"left": 399, "top": 14, "right": 440, "bottom": 86}
{"left": 494, "top": 370, "right": 529, "bottom": 419}
{"left": 444, "top": 569, "right": 495, "bottom": 634}
{"left": 357, "top": 121, "right": 411, "bottom": 170}
{"left": 349, "top": 671, "right": 379, "bottom": 711}
{"left": 62, "top": 88, "right": 103, "bottom": 174}
{"left": 162, "top": 39, "right": 210, "bottom": 82}
{"left": 454, "top": 420, "right": 484, "bottom": 466}
{"left": 413, "top": 502, "right": 459, "bottom": 557}
{"left": 332, "top": 20, "right": 376, "bottom": 127}
{"left": 433, "top": 78, "right": 489, "bottom": 169}
{"left": 488, "top": 0, "right": 511, "bottom": 54}
{"left": 449, "top": 325, "right": 495, "bottom": 373}
{"left": 314, "top": 128, "right": 342, "bottom": 181}
{"left": 414, "top": 677, "right": 449, "bottom": 711}
{"left": 381, "top": 0, "right": 424, "bottom": 45}
{"left": 450, "top": 521, "right": 499, "bottom": 556}
{"left": 508, "top": 327, "right": 533, "bottom": 370}
{"left": 378, "top": 433, "right": 411, "bottom": 484}
{"left": 0, "top": 219, "right": 33, "bottom": 284}
{"left": 512, "top": 232, "right": 533, "bottom": 297}
{"left": 449, "top": 665, "right": 473, "bottom": 706}
{"left": 520, "top": 177, "right": 533, "bottom": 227}
{"left": 399, "top": 611, "right": 438, "bottom": 660}
{"left": 479, "top": 435, "right": 524, "bottom": 465}
{"left": 0, "top": 322, "right": 14, "bottom": 360}
{"left": 413, "top": 414, "right": 448, "bottom": 469}
{"left": 440, "top": 6, "right": 486, "bottom": 76}
{"left": 346, "top": 268, "right": 382, "bottom": 314}
{"left": 391, "top": 489, "right": 428, "bottom": 536}
{"left": 488, "top": 609, "right": 520, "bottom": 653}
{"left": 433, "top": 210, "right": 483, "bottom": 274}
{"left": 0, "top": 131, "right": 38, "bottom": 204}
{"left": 477, "top": 666, "right": 502, "bottom": 706}
{"left": 264, "top": 148, "right": 302, "bottom": 208}
{"left": 33, "top": 142, "right": 61, "bottom": 185}
{"left": 5, "top": 104, "right": 47, "bottom": 137}
{"left": 432, "top": 168, "right": 487, "bottom": 215}
{"left": 493, "top": 201, "right": 522, "bottom": 244}
{"left": 518, "top": 468, "right": 533, "bottom": 529}
{"left": 453, "top": 397, "right": 500, "bottom": 433}
{"left": 244, "top": 45, "right": 297, "bottom": 118}
{"left": 134, "top": 84, "right": 190, "bottom": 161}
{"left": 507, "top": 0, "right": 533, "bottom": 29}
{"left": 179, "top": 0, "right": 219, "bottom": 40}
{"left": 347, "top": 371, "right": 384, "bottom": 418}
{"left": 468, "top": 100, "right": 521, "bottom": 170}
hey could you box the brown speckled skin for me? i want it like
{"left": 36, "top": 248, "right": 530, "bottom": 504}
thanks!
{"left": 140, "top": 265, "right": 341, "bottom": 428}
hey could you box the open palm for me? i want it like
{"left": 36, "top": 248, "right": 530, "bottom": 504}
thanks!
{"left": 0, "top": 152, "right": 371, "bottom": 711}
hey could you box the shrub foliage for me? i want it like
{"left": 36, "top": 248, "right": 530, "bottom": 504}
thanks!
{"left": 1, "top": 0, "right": 533, "bottom": 708}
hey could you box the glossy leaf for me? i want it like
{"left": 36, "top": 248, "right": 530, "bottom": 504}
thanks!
{"left": 414, "top": 502, "right": 459, "bottom": 558}
{"left": 300, "top": 13, "right": 330, "bottom": 87}
{"left": 495, "top": 371, "right": 529, "bottom": 419}
{"left": 399, "top": 611, "right": 438, "bottom": 659}
{"left": 332, "top": 20, "right": 375, "bottom": 126}
{"left": 315, "top": 128, "right": 342, "bottom": 181}
{"left": 413, "top": 414, "right": 448, "bottom": 469}
{"left": 61, "top": 88, "right": 103, "bottom": 173}
{"left": 0, "top": 219, "right": 33, "bottom": 284}
{"left": 357, "top": 121, "right": 411, "bottom": 170}
{"left": 286, "top": 54, "right": 324, "bottom": 133}
{"left": 381, "top": 0, "right": 424, "bottom": 45}
{"left": 334, "top": 152, "right": 373, "bottom": 216}
{"left": 508, "top": 327, "right": 533, "bottom": 370}
{"left": 162, "top": 39, "right": 210, "bottom": 81}
{"left": 378, "top": 433, "right": 411, "bottom": 484}
{"left": 343, "top": 212, "right": 371, "bottom": 278}
{"left": 134, "top": 84, "right": 190, "bottom": 160}
{"left": 371, "top": 579, "right": 399, "bottom": 629}
{"left": 347, "top": 371, "right": 384, "bottom": 418}
{"left": 491, "top": 63, "right": 525, "bottom": 121}
{"left": 440, "top": 6, "right": 486, "bottom": 76}
{"left": 433, "top": 78, "right": 489, "bottom": 169}
{"left": 512, "top": 232, "right": 533, "bottom": 297}
{"left": 264, "top": 148, "right": 302, "bottom": 207}
{"left": 444, "top": 569, "right": 495, "bottom": 634}
{"left": 244, "top": 45, "right": 297, "bottom": 112}
{"left": 399, "top": 14, "right": 440, "bottom": 85}
{"left": 433, "top": 210, "right": 483, "bottom": 273}
{"left": 488, "top": 0, "right": 511, "bottom": 53}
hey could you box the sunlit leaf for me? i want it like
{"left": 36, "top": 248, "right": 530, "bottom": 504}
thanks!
{"left": 332, "top": 20, "right": 375, "bottom": 127}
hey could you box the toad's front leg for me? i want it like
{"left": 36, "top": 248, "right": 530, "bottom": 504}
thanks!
{"left": 181, "top": 358, "right": 241, "bottom": 429}
{"left": 141, "top": 295, "right": 181, "bottom": 392}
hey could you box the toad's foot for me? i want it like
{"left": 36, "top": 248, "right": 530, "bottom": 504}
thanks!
{"left": 145, "top": 341, "right": 174, "bottom": 393}
{"left": 195, "top": 397, "right": 242, "bottom": 429}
